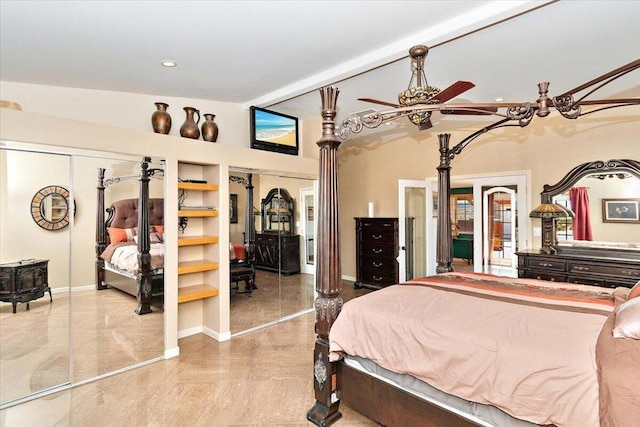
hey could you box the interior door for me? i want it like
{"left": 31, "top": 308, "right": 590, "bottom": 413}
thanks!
{"left": 472, "top": 174, "right": 528, "bottom": 273}
{"left": 482, "top": 187, "right": 517, "bottom": 270}
{"left": 398, "top": 180, "right": 432, "bottom": 282}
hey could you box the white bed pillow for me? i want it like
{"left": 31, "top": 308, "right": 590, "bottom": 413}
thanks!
{"left": 613, "top": 296, "right": 640, "bottom": 340}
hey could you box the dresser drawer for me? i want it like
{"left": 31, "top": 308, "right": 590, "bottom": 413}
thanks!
{"left": 568, "top": 262, "right": 640, "bottom": 280}
{"left": 360, "top": 256, "right": 396, "bottom": 275}
{"left": 358, "top": 269, "right": 397, "bottom": 287}
{"left": 358, "top": 218, "right": 396, "bottom": 231}
{"left": 566, "top": 274, "right": 609, "bottom": 288}
{"left": 521, "top": 270, "right": 567, "bottom": 283}
{"left": 361, "top": 241, "right": 396, "bottom": 258}
{"left": 256, "top": 234, "right": 277, "bottom": 244}
{"left": 359, "top": 228, "right": 396, "bottom": 244}
{"left": 525, "top": 257, "right": 566, "bottom": 272}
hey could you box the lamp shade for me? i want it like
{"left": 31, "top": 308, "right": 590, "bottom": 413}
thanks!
{"left": 529, "top": 203, "right": 569, "bottom": 219}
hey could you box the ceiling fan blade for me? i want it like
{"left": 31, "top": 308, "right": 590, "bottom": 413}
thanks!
{"left": 441, "top": 106, "right": 499, "bottom": 115}
{"left": 358, "top": 97, "right": 400, "bottom": 108}
{"left": 432, "top": 81, "right": 475, "bottom": 103}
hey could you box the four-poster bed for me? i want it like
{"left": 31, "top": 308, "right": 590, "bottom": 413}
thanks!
{"left": 96, "top": 156, "right": 164, "bottom": 315}
{"left": 308, "top": 53, "right": 640, "bottom": 426}
{"left": 229, "top": 173, "right": 257, "bottom": 295}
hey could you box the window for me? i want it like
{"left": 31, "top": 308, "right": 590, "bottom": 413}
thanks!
{"left": 451, "top": 194, "right": 473, "bottom": 233}
{"left": 554, "top": 194, "right": 574, "bottom": 241}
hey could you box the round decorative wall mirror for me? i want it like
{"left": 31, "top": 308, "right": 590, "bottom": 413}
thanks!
{"left": 30, "top": 185, "right": 73, "bottom": 231}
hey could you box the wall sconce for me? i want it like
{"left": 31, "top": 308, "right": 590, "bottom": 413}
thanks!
{"left": 529, "top": 203, "right": 572, "bottom": 254}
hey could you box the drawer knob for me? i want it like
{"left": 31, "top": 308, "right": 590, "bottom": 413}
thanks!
{"left": 372, "top": 248, "right": 383, "bottom": 254}
{"left": 372, "top": 234, "right": 383, "bottom": 240}
{"left": 373, "top": 275, "right": 383, "bottom": 282}
{"left": 574, "top": 266, "right": 590, "bottom": 272}
{"left": 540, "top": 262, "right": 552, "bottom": 267}
{"left": 622, "top": 270, "right": 640, "bottom": 276}
{"left": 372, "top": 262, "right": 383, "bottom": 268}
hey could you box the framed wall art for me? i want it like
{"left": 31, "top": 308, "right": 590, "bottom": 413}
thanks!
{"left": 602, "top": 198, "right": 640, "bottom": 223}
{"left": 230, "top": 194, "right": 238, "bottom": 224}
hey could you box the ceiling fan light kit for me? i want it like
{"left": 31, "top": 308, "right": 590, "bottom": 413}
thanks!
{"left": 345, "top": 45, "right": 640, "bottom": 140}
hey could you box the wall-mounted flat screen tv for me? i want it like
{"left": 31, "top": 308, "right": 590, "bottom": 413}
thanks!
{"left": 250, "top": 106, "right": 299, "bottom": 156}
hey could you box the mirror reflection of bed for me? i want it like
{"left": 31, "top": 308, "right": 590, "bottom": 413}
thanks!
{"left": 228, "top": 169, "right": 316, "bottom": 335}
{"left": 0, "top": 146, "right": 165, "bottom": 407}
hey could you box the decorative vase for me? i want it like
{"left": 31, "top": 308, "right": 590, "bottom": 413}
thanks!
{"left": 180, "top": 106, "right": 200, "bottom": 139}
{"left": 151, "top": 102, "right": 171, "bottom": 134}
{"left": 201, "top": 113, "right": 219, "bottom": 142}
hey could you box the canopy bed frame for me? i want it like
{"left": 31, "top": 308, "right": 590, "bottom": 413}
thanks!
{"left": 96, "top": 156, "right": 164, "bottom": 315}
{"left": 307, "top": 67, "right": 640, "bottom": 424}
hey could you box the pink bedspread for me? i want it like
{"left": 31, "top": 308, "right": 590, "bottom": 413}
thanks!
{"left": 329, "top": 272, "right": 615, "bottom": 426}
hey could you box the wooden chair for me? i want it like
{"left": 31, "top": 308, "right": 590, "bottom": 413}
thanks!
{"left": 230, "top": 243, "right": 256, "bottom": 296}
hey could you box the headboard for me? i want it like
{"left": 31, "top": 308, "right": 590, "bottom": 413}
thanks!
{"left": 106, "top": 198, "right": 164, "bottom": 229}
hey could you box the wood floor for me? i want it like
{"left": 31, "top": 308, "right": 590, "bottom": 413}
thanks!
{"left": 0, "top": 280, "right": 375, "bottom": 426}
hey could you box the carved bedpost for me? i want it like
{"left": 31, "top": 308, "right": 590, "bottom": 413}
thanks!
{"left": 244, "top": 174, "right": 256, "bottom": 256}
{"left": 96, "top": 168, "right": 108, "bottom": 290}
{"left": 135, "top": 156, "right": 153, "bottom": 315}
{"left": 436, "top": 134, "right": 454, "bottom": 273}
{"left": 307, "top": 86, "right": 343, "bottom": 426}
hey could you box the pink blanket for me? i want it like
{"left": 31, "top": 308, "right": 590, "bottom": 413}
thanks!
{"left": 330, "top": 272, "right": 615, "bottom": 426}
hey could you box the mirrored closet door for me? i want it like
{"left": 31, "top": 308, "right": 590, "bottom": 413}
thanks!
{"left": 1, "top": 144, "right": 165, "bottom": 408}
{"left": 1, "top": 148, "right": 71, "bottom": 405}
{"left": 70, "top": 154, "right": 165, "bottom": 384}
{"left": 229, "top": 169, "right": 316, "bottom": 335}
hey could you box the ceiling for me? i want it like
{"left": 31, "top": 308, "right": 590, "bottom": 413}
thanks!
{"left": 1, "top": 1, "right": 639, "bottom": 134}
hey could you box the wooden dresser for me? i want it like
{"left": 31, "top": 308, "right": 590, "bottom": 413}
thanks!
{"left": 516, "top": 249, "right": 639, "bottom": 289}
{"left": 354, "top": 217, "right": 399, "bottom": 289}
{"left": 0, "top": 259, "right": 52, "bottom": 313}
{"left": 255, "top": 232, "right": 301, "bottom": 275}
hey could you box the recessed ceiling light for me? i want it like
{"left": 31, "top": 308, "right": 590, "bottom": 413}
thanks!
{"left": 161, "top": 60, "right": 177, "bottom": 68}
{"left": 494, "top": 97, "right": 504, "bottom": 102}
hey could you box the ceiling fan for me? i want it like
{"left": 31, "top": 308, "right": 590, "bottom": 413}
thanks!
{"left": 341, "top": 45, "right": 640, "bottom": 138}
{"left": 358, "top": 45, "right": 496, "bottom": 130}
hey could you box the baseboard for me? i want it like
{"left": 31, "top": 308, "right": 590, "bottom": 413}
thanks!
{"left": 50, "top": 284, "right": 96, "bottom": 294}
{"left": 203, "top": 326, "right": 231, "bottom": 342}
{"left": 177, "top": 325, "right": 203, "bottom": 339}
{"left": 165, "top": 346, "right": 180, "bottom": 358}
{"left": 342, "top": 274, "right": 356, "bottom": 282}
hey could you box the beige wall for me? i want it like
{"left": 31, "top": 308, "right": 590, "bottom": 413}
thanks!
{"left": 0, "top": 81, "right": 319, "bottom": 354}
{"left": 2, "top": 80, "right": 638, "bottom": 346}
{"left": 334, "top": 109, "right": 640, "bottom": 278}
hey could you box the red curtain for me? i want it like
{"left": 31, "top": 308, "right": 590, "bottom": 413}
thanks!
{"left": 569, "top": 187, "right": 593, "bottom": 241}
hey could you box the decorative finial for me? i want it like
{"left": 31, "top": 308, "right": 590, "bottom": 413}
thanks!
{"left": 320, "top": 86, "right": 340, "bottom": 140}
